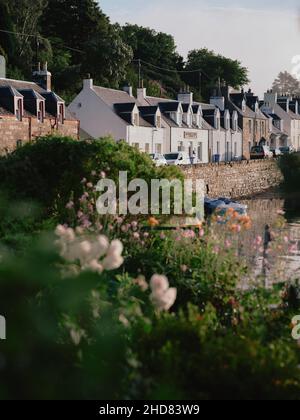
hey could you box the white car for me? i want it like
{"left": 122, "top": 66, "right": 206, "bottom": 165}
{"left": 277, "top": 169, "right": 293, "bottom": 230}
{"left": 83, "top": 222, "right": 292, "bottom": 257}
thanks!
{"left": 164, "top": 152, "right": 191, "bottom": 166}
{"left": 149, "top": 153, "right": 167, "bottom": 166}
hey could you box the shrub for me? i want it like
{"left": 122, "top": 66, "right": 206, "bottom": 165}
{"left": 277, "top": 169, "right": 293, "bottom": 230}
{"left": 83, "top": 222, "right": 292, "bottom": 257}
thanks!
{"left": 0, "top": 135, "right": 182, "bottom": 218}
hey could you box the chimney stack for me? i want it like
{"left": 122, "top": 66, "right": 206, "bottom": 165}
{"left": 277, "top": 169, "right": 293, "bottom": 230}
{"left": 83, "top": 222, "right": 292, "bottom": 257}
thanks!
{"left": 83, "top": 75, "right": 93, "bottom": 90}
{"left": 0, "top": 55, "right": 6, "bottom": 78}
{"left": 123, "top": 85, "right": 133, "bottom": 97}
{"left": 33, "top": 62, "right": 52, "bottom": 91}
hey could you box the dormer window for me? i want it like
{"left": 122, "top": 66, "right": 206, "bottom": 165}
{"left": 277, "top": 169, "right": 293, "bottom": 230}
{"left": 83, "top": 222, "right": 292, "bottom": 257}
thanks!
{"left": 233, "top": 118, "right": 238, "bottom": 131}
{"left": 280, "top": 120, "right": 284, "bottom": 132}
{"left": 226, "top": 117, "right": 230, "bottom": 130}
{"left": 177, "top": 111, "right": 183, "bottom": 127}
{"left": 133, "top": 112, "right": 139, "bottom": 126}
{"left": 156, "top": 115, "right": 161, "bottom": 128}
{"left": 184, "top": 108, "right": 193, "bottom": 127}
{"left": 198, "top": 115, "right": 202, "bottom": 129}
{"left": 37, "top": 101, "right": 45, "bottom": 123}
{"left": 241, "top": 100, "right": 246, "bottom": 112}
{"left": 16, "top": 98, "right": 23, "bottom": 121}
{"left": 58, "top": 103, "right": 65, "bottom": 124}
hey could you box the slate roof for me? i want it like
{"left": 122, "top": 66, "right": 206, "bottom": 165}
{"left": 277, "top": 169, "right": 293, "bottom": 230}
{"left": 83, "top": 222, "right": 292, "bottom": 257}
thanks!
{"left": 0, "top": 77, "right": 76, "bottom": 120}
{"left": 18, "top": 89, "right": 45, "bottom": 101}
{"left": 0, "top": 78, "right": 44, "bottom": 93}
{"left": 92, "top": 86, "right": 153, "bottom": 127}
{"left": 93, "top": 86, "right": 136, "bottom": 107}
{"left": 144, "top": 95, "right": 214, "bottom": 130}
{"left": 192, "top": 104, "right": 201, "bottom": 113}
{"left": 181, "top": 103, "right": 191, "bottom": 113}
{"left": 138, "top": 106, "right": 158, "bottom": 116}
{"left": 158, "top": 102, "right": 180, "bottom": 113}
{"left": 114, "top": 102, "right": 136, "bottom": 113}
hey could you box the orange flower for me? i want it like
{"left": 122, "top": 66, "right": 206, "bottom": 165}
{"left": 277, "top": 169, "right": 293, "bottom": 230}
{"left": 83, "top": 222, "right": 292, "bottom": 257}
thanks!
{"left": 148, "top": 217, "right": 159, "bottom": 227}
{"left": 230, "top": 224, "right": 238, "bottom": 232}
{"left": 239, "top": 215, "right": 251, "bottom": 225}
{"left": 244, "top": 222, "right": 252, "bottom": 230}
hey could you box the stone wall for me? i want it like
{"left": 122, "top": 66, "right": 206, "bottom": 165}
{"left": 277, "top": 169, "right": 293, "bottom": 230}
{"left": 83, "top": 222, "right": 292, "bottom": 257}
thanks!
{"left": 181, "top": 159, "right": 284, "bottom": 198}
{"left": 0, "top": 116, "right": 79, "bottom": 154}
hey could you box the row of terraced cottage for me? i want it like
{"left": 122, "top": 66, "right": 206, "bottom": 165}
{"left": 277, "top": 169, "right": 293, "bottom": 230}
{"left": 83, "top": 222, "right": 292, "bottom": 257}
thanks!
{"left": 0, "top": 58, "right": 300, "bottom": 161}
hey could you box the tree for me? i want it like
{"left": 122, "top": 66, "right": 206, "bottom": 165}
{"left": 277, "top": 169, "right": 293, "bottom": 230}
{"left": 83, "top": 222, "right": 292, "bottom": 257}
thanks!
{"left": 41, "top": 0, "right": 110, "bottom": 63}
{"left": 183, "top": 48, "right": 249, "bottom": 101}
{"left": 271, "top": 71, "right": 300, "bottom": 96}
{"left": 121, "top": 24, "right": 184, "bottom": 98}
{"left": 0, "top": 0, "right": 47, "bottom": 78}
{"left": 41, "top": 0, "right": 132, "bottom": 95}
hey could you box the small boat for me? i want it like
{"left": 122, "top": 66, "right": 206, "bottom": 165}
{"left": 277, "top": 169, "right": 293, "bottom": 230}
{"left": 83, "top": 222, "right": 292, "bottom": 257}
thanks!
{"left": 204, "top": 197, "right": 248, "bottom": 216}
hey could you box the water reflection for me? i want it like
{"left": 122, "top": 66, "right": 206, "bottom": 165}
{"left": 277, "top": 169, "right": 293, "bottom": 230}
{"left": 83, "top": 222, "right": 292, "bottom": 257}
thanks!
{"left": 240, "top": 190, "right": 300, "bottom": 285}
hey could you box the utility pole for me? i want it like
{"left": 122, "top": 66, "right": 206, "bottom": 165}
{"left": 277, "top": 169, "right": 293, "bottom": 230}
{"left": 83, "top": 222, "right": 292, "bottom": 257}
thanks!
{"left": 199, "top": 71, "right": 202, "bottom": 98}
{"left": 35, "top": 35, "right": 40, "bottom": 68}
{"left": 138, "top": 59, "right": 142, "bottom": 88}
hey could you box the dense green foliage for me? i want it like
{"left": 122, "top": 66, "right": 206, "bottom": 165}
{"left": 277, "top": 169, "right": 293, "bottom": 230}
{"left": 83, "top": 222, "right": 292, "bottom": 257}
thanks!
{"left": 183, "top": 48, "right": 249, "bottom": 101}
{"left": 0, "top": 0, "right": 249, "bottom": 101}
{"left": 0, "top": 136, "right": 182, "bottom": 218}
{"left": 279, "top": 152, "right": 300, "bottom": 191}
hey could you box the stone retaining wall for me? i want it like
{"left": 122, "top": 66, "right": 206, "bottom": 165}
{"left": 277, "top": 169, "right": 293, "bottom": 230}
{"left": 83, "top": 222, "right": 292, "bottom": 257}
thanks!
{"left": 181, "top": 159, "right": 283, "bottom": 198}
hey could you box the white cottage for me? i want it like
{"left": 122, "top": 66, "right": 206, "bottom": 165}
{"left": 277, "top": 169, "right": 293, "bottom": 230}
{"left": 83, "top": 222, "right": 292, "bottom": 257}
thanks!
{"left": 68, "top": 78, "right": 165, "bottom": 154}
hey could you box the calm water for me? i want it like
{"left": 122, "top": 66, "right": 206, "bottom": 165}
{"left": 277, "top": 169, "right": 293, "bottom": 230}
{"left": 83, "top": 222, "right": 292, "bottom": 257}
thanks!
{"left": 240, "top": 190, "right": 300, "bottom": 285}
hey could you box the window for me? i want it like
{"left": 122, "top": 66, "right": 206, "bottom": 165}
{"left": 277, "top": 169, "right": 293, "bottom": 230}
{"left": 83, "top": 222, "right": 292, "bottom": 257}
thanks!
{"left": 248, "top": 120, "right": 252, "bottom": 134}
{"left": 226, "top": 142, "right": 230, "bottom": 161}
{"left": 16, "top": 139, "right": 23, "bottom": 148}
{"left": 188, "top": 142, "right": 193, "bottom": 157}
{"left": 178, "top": 141, "right": 184, "bottom": 152}
{"left": 217, "top": 141, "right": 220, "bottom": 155}
{"left": 37, "top": 101, "right": 44, "bottom": 123}
{"left": 155, "top": 144, "right": 162, "bottom": 154}
{"left": 133, "top": 113, "right": 139, "bottom": 126}
{"left": 16, "top": 99, "right": 23, "bottom": 121}
{"left": 234, "top": 142, "right": 238, "bottom": 157}
{"left": 198, "top": 142, "right": 203, "bottom": 161}
{"left": 198, "top": 116, "right": 202, "bottom": 128}
{"left": 58, "top": 103, "right": 65, "bottom": 124}
{"left": 177, "top": 112, "right": 183, "bottom": 126}
{"left": 145, "top": 143, "right": 150, "bottom": 153}
{"left": 132, "top": 143, "right": 139, "bottom": 150}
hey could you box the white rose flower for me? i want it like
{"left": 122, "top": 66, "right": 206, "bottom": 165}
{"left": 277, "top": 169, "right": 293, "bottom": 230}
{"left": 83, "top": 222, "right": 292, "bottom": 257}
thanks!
{"left": 150, "top": 275, "right": 169, "bottom": 293}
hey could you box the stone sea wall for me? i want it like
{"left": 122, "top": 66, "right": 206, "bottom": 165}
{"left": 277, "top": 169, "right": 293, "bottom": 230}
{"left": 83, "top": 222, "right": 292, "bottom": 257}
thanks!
{"left": 181, "top": 159, "right": 284, "bottom": 198}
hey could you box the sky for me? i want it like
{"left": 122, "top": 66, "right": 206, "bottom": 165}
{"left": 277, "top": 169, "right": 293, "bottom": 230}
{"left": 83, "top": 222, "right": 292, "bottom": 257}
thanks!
{"left": 99, "top": 0, "right": 300, "bottom": 98}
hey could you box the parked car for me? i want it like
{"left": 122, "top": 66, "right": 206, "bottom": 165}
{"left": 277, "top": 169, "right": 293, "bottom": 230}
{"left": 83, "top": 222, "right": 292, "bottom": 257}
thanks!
{"left": 164, "top": 152, "right": 191, "bottom": 166}
{"left": 270, "top": 148, "right": 282, "bottom": 157}
{"left": 250, "top": 145, "right": 273, "bottom": 160}
{"left": 279, "top": 146, "right": 295, "bottom": 154}
{"left": 149, "top": 153, "right": 167, "bottom": 167}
